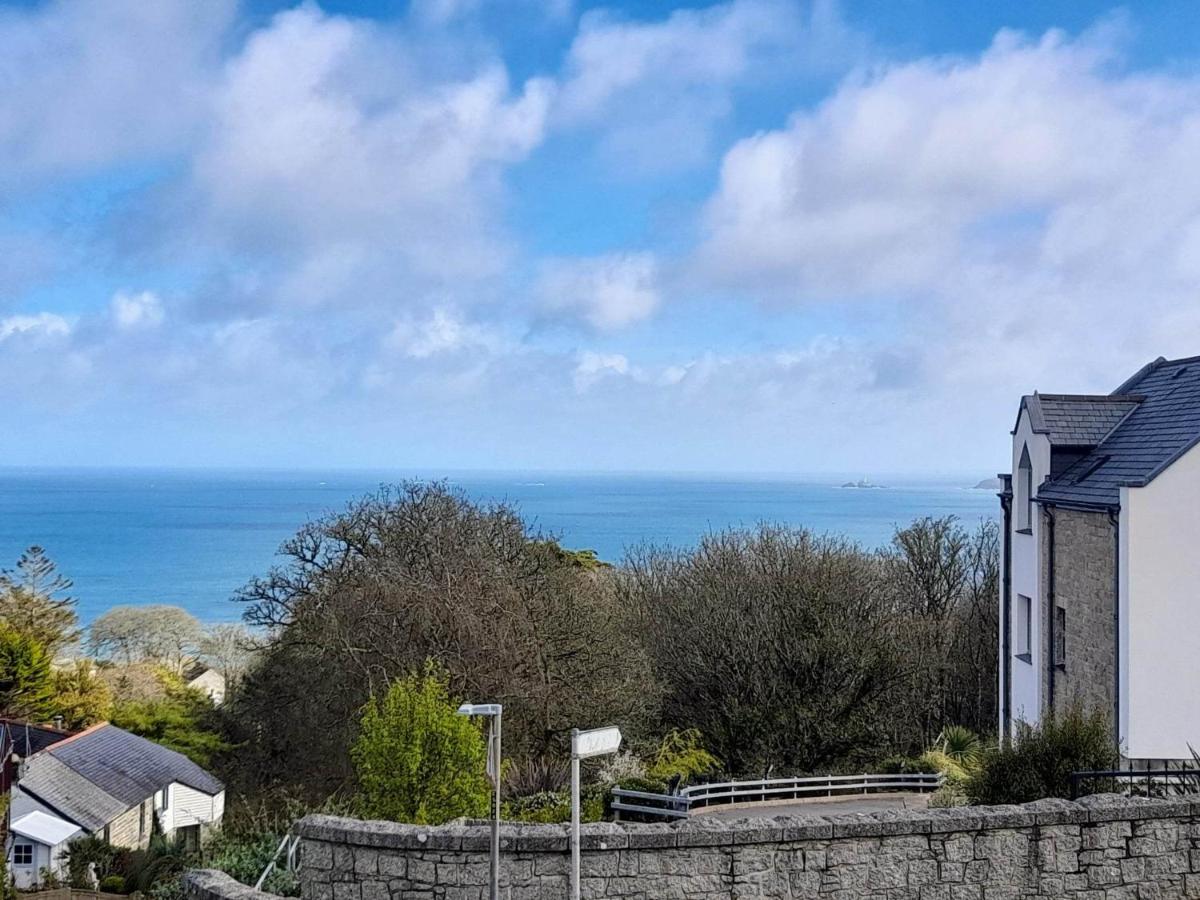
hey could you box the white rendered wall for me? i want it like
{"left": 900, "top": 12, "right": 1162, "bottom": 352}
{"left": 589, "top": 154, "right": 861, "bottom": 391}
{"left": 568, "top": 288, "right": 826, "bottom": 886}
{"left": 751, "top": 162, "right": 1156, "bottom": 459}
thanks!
{"left": 1120, "top": 441, "right": 1200, "bottom": 759}
{"left": 1008, "top": 408, "right": 1050, "bottom": 733}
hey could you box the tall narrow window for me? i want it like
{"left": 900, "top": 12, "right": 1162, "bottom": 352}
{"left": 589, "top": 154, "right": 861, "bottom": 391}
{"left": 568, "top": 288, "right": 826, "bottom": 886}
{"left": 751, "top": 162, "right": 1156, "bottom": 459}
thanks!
{"left": 1017, "top": 444, "right": 1033, "bottom": 531}
{"left": 1016, "top": 594, "right": 1032, "bottom": 660}
{"left": 1054, "top": 606, "right": 1066, "bottom": 667}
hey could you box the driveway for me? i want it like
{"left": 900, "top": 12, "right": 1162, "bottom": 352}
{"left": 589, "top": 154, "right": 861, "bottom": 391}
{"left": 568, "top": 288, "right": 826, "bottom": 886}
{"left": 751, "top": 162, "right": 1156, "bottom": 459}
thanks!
{"left": 692, "top": 792, "right": 932, "bottom": 819}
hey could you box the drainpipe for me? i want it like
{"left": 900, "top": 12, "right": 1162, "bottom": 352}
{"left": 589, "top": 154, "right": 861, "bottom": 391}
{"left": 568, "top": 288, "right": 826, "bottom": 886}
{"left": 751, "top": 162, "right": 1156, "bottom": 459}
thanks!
{"left": 1108, "top": 506, "right": 1121, "bottom": 755}
{"left": 999, "top": 478, "right": 1013, "bottom": 741}
{"left": 1045, "top": 504, "right": 1057, "bottom": 715}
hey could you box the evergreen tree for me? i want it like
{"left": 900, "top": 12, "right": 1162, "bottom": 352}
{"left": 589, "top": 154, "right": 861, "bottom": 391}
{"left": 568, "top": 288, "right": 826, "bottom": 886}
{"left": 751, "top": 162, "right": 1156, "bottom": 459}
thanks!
{"left": 0, "top": 623, "right": 55, "bottom": 720}
{"left": 0, "top": 547, "right": 80, "bottom": 654}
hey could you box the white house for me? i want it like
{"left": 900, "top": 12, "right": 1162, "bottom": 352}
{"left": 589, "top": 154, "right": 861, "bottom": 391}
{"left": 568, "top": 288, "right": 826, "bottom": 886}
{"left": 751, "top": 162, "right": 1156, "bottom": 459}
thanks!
{"left": 186, "top": 666, "right": 227, "bottom": 706}
{"left": 7, "top": 722, "right": 225, "bottom": 885}
{"left": 998, "top": 355, "right": 1200, "bottom": 761}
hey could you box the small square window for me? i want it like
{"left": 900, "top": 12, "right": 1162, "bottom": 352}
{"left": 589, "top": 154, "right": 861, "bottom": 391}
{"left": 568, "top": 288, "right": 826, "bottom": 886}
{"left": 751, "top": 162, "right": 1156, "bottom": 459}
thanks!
{"left": 13, "top": 844, "right": 33, "bottom": 866}
{"left": 1016, "top": 594, "right": 1032, "bottom": 660}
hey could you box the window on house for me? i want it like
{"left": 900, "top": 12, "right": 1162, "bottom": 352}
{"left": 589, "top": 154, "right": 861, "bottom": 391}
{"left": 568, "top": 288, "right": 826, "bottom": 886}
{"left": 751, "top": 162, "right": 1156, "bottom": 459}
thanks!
{"left": 140, "top": 801, "right": 146, "bottom": 840}
{"left": 1055, "top": 606, "right": 1066, "bottom": 668}
{"left": 103, "top": 825, "right": 110, "bottom": 844}
{"left": 163, "top": 785, "right": 170, "bottom": 811}
{"left": 12, "top": 844, "right": 33, "bottom": 866}
{"left": 1017, "top": 445, "right": 1033, "bottom": 532}
{"left": 1016, "top": 594, "right": 1032, "bottom": 660}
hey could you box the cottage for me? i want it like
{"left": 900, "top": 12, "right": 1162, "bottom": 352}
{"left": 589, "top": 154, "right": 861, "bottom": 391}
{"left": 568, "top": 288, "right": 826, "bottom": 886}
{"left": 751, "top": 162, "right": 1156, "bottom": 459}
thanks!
{"left": 6, "top": 722, "right": 224, "bottom": 887}
{"left": 998, "top": 355, "right": 1200, "bottom": 761}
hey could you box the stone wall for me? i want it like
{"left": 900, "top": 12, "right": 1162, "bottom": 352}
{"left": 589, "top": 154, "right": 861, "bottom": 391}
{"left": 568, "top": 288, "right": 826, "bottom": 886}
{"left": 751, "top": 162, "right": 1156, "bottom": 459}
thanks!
{"left": 1042, "top": 506, "right": 1117, "bottom": 719}
{"left": 184, "top": 795, "right": 1200, "bottom": 900}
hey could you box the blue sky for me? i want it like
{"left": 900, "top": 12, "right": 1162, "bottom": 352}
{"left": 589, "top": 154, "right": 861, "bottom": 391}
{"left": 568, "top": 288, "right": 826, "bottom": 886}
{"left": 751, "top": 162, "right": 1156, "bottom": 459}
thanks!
{"left": 3, "top": 0, "right": 1200, "bottom": 476}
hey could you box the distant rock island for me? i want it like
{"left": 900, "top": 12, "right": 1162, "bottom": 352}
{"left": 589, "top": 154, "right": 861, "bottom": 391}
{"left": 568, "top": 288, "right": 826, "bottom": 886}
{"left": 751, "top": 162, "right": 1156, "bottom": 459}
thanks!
{"left": 840, "top": 478, "right": 887, "bottom": 489}
{"left": 972, "top": 477, "right": 1003, "bottom": 490}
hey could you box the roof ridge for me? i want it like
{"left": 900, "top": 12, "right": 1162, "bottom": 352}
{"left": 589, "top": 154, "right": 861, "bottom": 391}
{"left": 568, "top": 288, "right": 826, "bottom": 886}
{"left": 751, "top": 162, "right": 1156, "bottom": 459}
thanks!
{"left": 39, "top": 721, "right": 110, "bottom": 757}
{"left": 1112, "top": 357, "right": 1167, "bottom": 394}
{"left": 1038, "top": 393, "right": 1144, "bottom": 403}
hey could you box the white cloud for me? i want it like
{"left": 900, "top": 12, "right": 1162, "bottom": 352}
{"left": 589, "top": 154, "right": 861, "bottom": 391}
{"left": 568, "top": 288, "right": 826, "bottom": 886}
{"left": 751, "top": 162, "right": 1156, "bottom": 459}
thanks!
{"left": 0, "top": 0, "right": 234, "bottom": 188}
{"left": 387, "top": 308, "right": 503, "bottom": 358}
{"left": 699, "top": 23, "right": 1200, "bottom": 409}
{"left": 538, "top": 253, "right": 661, "bottom": 331}
{"left": 0, "top": 313, "right": 70, "bottom": 341}
{"left": 573, "top": 351, "right": 631, "bottom": 391}
{"left": 409, "top": 0, "right": 573, "bottom": 26}
{"left": 556, "top": 0, "right": 863, "bottom": 171}
{"left": 111, "top": 291, "right": 165, "bottom": 330}
{"left": 190, "top": 6, "right": 554, "bottom": 308}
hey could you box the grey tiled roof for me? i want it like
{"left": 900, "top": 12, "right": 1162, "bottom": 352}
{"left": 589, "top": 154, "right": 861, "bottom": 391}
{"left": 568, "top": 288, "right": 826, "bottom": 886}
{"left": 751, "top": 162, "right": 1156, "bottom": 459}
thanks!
{"left": 1023, "top": 394, "right": 1142, "bottom": 446}
{"left": 1036, "top": 356, "right": 1200, "bottom": 507}
{"left": 18, "top": 753, "right": 127, "bottom": 832}
{"left": 16, "top": 723, "right": 223, "bottom": 833}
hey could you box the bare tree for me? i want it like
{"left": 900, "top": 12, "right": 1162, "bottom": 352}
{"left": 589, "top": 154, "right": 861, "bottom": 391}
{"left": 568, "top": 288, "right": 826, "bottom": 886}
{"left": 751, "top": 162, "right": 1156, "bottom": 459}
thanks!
{"left": 231, "top": 483, "right": 657, "bottom": 801}
{"left": 619, "top": 525, "right": 905, "bottom": 775}
{"left": 881, "top": 516, "right": 999, "bottom": 748}
{"left": 200, "top": 623, "right": 258, "bottom": 686}
{"left": 89, "top": 605, "right": 204, "bottom": 673}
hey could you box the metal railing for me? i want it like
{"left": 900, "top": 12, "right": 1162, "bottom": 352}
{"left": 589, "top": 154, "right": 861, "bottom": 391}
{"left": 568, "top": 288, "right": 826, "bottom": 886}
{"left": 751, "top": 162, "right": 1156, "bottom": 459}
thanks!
{"left": 1070, "top": 768, "right": 1200, "bottom": 800}
{"left": 611, "top": 787, "right": 692, "bottom": 820}
{"left": 612, "top": 771, "right": 943, "bottom": 821}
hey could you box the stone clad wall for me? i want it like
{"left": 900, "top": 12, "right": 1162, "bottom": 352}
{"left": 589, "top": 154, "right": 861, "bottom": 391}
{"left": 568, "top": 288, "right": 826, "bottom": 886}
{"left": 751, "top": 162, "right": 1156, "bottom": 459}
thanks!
{"left": 185, "top": 795, "right": 1200, "bottom": 900}
{"left": 1046, "top": 506, "right": 1117, "bottom": 719}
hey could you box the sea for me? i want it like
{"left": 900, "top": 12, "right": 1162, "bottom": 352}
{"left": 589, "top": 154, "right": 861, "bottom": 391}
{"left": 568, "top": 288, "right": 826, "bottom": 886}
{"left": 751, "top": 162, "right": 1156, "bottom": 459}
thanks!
{"left": 0, "top": 468, "right": 999, "bottom": 624}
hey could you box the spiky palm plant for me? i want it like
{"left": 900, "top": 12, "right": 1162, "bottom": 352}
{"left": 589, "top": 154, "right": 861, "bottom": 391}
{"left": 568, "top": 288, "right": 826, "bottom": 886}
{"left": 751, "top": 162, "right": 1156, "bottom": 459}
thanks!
{"left": 936, "top": 726, "right": 982, "bottom": 771}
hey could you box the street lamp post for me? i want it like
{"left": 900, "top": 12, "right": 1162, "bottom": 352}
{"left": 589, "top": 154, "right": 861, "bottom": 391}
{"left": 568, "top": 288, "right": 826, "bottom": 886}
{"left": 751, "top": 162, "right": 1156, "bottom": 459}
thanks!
{"left": 457, "top": 702, "right": 502, "bottom": 900}
{"left": 569, "top": 726, "right": 622, "bottom": 900}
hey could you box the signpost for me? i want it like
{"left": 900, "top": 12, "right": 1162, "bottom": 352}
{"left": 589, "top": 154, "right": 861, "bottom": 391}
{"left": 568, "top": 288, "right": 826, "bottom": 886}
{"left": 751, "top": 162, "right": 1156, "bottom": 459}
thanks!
{"left": 457, "top": 703, "right": 502, "bottom": 900}
{"left": 570, "top": 726, "right": 622, "bottom": 900}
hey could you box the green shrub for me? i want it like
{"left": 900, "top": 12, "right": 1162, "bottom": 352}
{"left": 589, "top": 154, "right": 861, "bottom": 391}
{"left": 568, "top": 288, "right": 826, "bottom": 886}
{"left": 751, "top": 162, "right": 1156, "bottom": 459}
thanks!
{"left": 645, "top": 729, "right": 720, "bottom": 785}
{"left": 502, "top": 785, "right": 605, "bottom": 824}
{"left": 503, "top": 791, "right": 570, "bottom": 823}
{"left": 928, "top": 784, "right": 968, "bottom": 808}
{"left": 100, "top": 875, "right": 127, "bottom": 894}
{"left": 351, "top": 661, "right": 490, "bottom": 824}
{"left": 63, "top": 834, "right": 121, "bottom": 888}
{"left": 967, "top": 707, "right": 1117, "bottom": 806}
{"left": 202, "top": 829, "right": 299, "bottom": 897}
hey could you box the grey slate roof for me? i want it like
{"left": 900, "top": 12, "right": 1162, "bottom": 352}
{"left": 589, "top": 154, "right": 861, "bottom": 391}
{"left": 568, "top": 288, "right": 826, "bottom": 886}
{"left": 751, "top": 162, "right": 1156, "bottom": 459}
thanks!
{"left": 17, "top": 723, "right": 223, "bottom": 832}
{"left": 1021, "top": 394, "right": 1142, "bottom": 446}
{"left": 1035, "top": 356, "right": 1200, "bottom": 507}
{"left": 17, "top": 753, "right": 128, "bottom": 832}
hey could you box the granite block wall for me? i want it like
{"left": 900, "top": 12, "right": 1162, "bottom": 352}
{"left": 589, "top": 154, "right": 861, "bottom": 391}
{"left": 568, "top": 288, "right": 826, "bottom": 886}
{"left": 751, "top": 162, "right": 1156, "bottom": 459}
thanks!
{"left": 185, "top": 794, "right": 1200, "bottom": 899}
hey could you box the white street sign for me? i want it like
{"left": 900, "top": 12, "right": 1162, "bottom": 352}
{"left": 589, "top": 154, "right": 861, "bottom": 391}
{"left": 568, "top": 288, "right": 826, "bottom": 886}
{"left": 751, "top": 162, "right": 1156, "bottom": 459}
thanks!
{"left": 571, "top": 726, "right": 622, "bottom": 760}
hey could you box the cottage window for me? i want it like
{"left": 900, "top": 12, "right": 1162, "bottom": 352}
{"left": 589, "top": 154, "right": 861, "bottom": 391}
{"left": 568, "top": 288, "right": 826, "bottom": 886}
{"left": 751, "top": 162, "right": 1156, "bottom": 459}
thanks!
{"left": 140, "top": 801, "right": 146, "bottom": 839}
{"left": 1017, "top": 445, "right": 1033, "bottom": 532}
{"left": 13, "top": 844, "right": 33, "bottom": 866}
{"left": 1016, "top": 594, "right": 1032, "bottom": 661}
